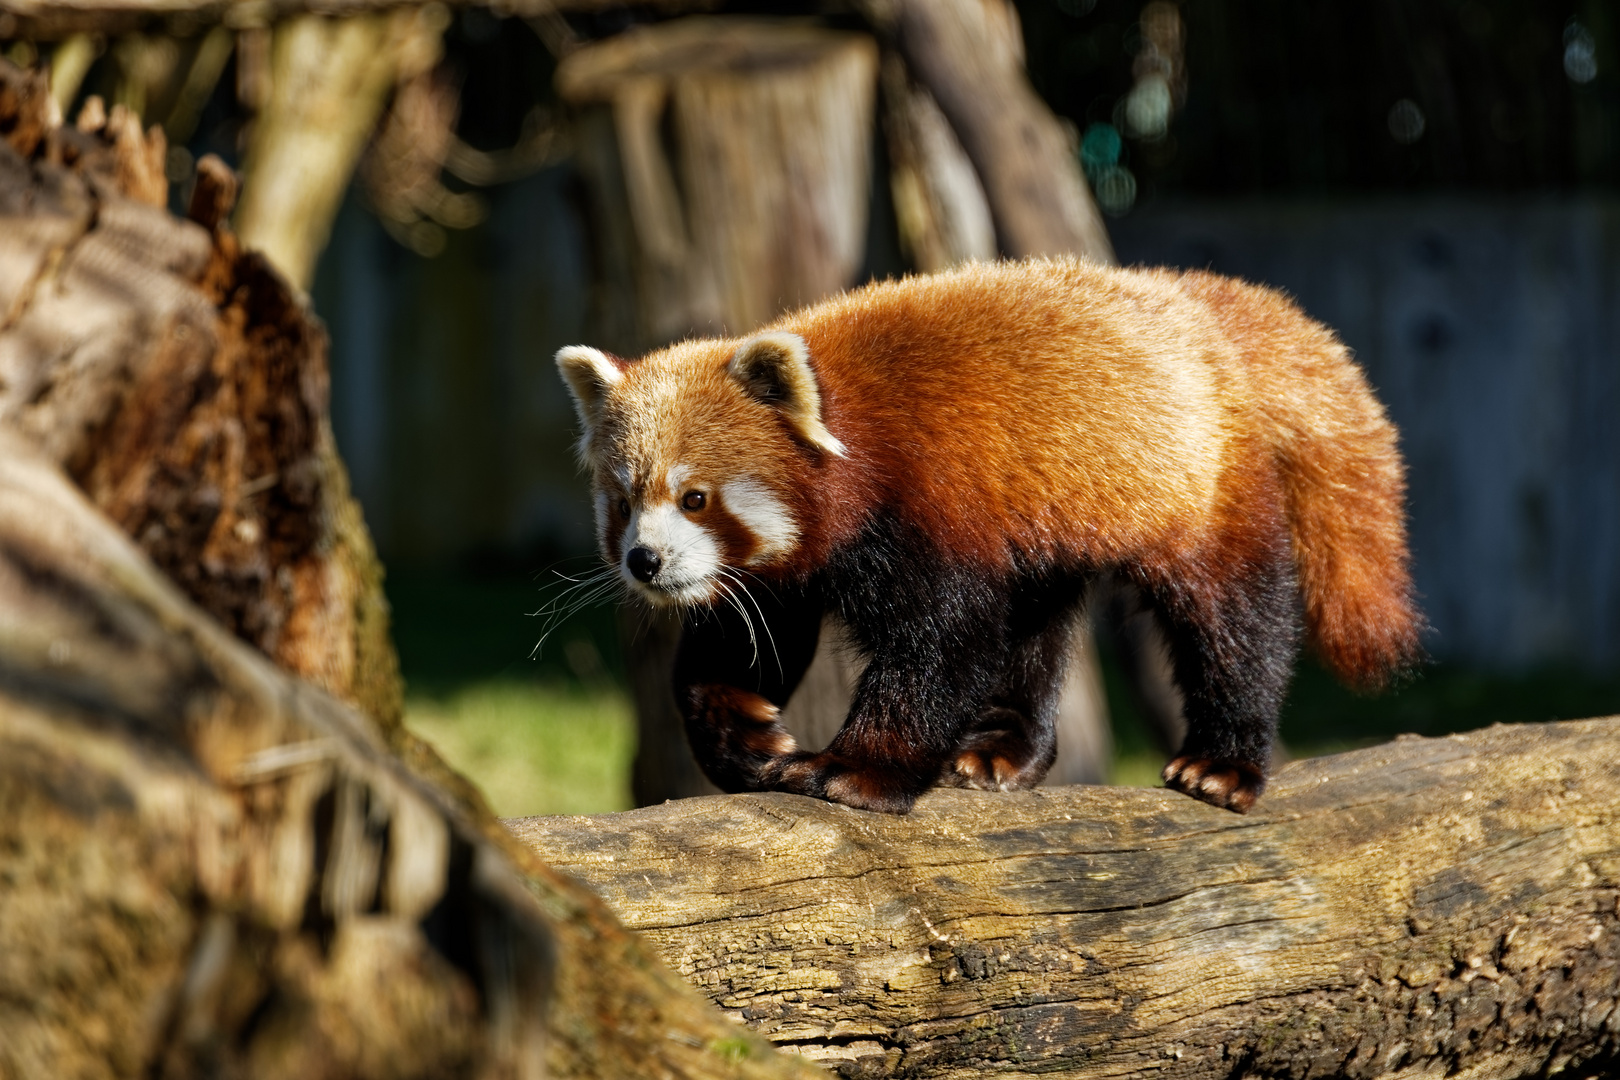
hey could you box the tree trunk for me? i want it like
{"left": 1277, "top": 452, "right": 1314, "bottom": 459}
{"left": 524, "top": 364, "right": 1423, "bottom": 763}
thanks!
{"left": 860, "top": 0, "right": 1114, "bottom": 263}
{"left": 234, "top": 7, "right": 445, "bottom": 290}
{"left": 0, "top": 57, "right": 818, "bottom": 1080}
{"left": 559, "top": 17, "right": 881, "bottom": 804}
{"left": 513, "top": 718, "right": 1620, "bottom": 1079}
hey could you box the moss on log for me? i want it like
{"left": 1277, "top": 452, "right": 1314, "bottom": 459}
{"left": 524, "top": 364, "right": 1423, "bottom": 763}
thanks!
{"left": 511, "top": 720, "right": 1620, "bottom": 1078}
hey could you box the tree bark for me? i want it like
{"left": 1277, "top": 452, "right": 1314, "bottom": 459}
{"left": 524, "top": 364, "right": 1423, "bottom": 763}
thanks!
{"left": 0, "top": 60, "right": 402, "bottom": 731}
{"left": 513, "top": 719, "right": 1620, "bottom": 1079}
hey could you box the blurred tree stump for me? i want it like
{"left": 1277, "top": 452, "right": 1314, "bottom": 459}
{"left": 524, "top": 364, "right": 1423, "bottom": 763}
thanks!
{"left": 0, "top": 61, "right": 402, "bottom": 730}
{"left": 559, "top": 16, "right": 878, "bottom": 348}
{"left": 515, "top": 719, "right": 1620, "bottom": 1079}
{"left": 0, "top": 59, "right": 818, "bottom": 1079}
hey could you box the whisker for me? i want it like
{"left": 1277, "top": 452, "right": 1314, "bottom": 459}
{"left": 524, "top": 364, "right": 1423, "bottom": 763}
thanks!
{"left": 720, "top": 567, "right": 782, "bottom": 679}
{"left": 527, "top": 567, "right": 624, "bottom": 659}
{"left": 712, "top": 576, "right": 760, "bottom": 668}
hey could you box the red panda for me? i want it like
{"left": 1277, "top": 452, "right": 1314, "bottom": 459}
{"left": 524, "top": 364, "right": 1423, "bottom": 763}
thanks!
{"left": 557, "top": 257, "right": 1421, "bottom": 815}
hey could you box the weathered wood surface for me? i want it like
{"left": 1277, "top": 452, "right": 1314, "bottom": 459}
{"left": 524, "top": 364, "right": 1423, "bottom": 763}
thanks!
{"left": 0, "top": 429, "right": 820, "bottom": 1079}
{"left": 0, "top": 58, "right": 403, "bottom": 730}
{"left": 511, "top": 720, "right": 1620, "bottom": 1078}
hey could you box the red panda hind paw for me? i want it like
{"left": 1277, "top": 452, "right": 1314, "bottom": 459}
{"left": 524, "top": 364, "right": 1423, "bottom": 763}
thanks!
{"left": 768, "top": 752, "right": 923, "bottom": 815}
{"left": 1161, "top": 755, "right": 1267, "bottom": 814}
{"left": 942, "top": 749, "right": 1041, "bottom": 792}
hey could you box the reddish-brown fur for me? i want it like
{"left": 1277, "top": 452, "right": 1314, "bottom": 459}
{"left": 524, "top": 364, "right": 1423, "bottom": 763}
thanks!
{"left": 757, "top": 259, "right": 1419, "bottom": 687}
{"left": 564, "top": 257, "right": 1421, "bottom": 813}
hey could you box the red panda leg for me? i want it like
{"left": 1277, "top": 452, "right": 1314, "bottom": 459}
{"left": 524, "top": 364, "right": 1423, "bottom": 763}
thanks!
{"left": 672, "top": 585, "right": 825, "bottom": 794}
{"left": 941, "top": 597, "right": 1079, "bottom": 791}
{"left": 764, "top": 524, "right": 1026, "bottom": 813}
{"left": 1143, "top": 528, "right": 1301, "bottom": 814}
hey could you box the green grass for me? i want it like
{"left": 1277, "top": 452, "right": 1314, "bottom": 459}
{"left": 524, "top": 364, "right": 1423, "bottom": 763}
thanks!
{"left": 406, "top": 680, "right": 635, "bottom": 817}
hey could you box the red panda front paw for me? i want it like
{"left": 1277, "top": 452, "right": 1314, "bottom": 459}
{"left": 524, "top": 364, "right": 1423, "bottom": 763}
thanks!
{"left": 940, "top": 720, "right": 1054, "bottom": 792}
{"left": 1161, "top": 755, "right": 1267, "bottom": 814}
{"left": 766, "top": 752, "right": 926, "bottom": 814}
{"left": 682, "top": 685, "right": 800, "bottom": 793}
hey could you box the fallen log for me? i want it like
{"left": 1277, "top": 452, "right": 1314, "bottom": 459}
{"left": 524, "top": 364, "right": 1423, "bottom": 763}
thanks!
{"left": 0, "top": 401, "right": 818, "bottom": 1080}
{"left": 511, "top": 720, "right": 1620, "bottom": 1078}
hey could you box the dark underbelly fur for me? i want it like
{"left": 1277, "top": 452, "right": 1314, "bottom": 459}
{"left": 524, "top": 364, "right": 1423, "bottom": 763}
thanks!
{"left": 673, "top": 510, "right": 1300, "bottom": 814}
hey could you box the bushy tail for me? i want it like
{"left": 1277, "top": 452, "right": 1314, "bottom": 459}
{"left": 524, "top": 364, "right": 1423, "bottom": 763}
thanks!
{"left": 1184, "top": 272, "right": 1424, "bottom": 687}
{"left": 1275, "top": 380, "right": 1424, "bottom": 688}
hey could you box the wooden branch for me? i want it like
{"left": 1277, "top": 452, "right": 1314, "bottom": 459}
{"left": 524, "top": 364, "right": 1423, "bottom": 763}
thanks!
{"left": 510, "top": 720, "right": 1620, "bottom": 1078}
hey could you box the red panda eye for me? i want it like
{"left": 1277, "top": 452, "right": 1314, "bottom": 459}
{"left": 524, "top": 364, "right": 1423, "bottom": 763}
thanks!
{"left": 682, "top": 491, "right": 706, "bottom": 511}
{"left": 617, "top": 498, "right": 630, "bottom": 517}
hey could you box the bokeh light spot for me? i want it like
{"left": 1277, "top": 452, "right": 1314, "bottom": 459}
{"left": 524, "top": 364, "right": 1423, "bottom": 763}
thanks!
{"left": 1564, "top": 22, "right": 1598, "bottom": 84}
{"left": 1388, "top": 98, "right": 1426, "bottom": 144}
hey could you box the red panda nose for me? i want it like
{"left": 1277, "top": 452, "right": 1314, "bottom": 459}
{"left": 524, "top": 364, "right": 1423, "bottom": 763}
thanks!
{"left": 626, "top": 546, "right": 662, "bottom": 583}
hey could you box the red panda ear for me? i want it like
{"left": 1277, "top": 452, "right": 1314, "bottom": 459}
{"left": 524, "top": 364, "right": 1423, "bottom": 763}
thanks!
{"left": 555, "top": 345, "right": 623, "bottom": 446}
{"left": 727, "top": 332, "right": 847, "bottom": 457}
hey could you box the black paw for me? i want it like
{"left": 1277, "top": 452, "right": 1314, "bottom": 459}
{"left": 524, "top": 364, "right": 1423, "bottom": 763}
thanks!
{"left": 1162, "top": 755, "right": 1266, "bottom": 813}
{"left": 765, "top": 752, "right": 926, "bottom": 814}
{"left": 939, "top": 718, "right": 1054, "bottom": 792}
{"left": 683, "top": 685, "right": 799, "bottom": 793}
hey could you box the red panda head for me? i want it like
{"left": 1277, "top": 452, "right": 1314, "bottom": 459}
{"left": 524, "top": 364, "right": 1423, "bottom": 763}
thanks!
{"left": 556, "top": 332, "right": 845, "bottom": 607}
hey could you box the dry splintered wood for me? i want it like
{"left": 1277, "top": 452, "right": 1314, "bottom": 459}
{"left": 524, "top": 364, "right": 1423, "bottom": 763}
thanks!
{"left": 511, "top": 720, "right": 1620, "bottom": 1079}
{"left": 0, "top": 428, "right": 819, "bottom": 1080}
{"left": 0, "top": 57, "right": 403, "bottom": 731}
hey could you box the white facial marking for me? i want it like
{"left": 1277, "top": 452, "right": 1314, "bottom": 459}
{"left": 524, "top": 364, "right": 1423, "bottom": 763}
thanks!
{"left": 594, "top": 490, "right": 611, "bottom": 544}
{"left": 666, "top": 464, "right": 692, "bottom": 499}
{"left": 624, "top": 501, "right": 720, "bottom": 605}
{"left": 721, "top": 479, "right": 799, "bottom": 564}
